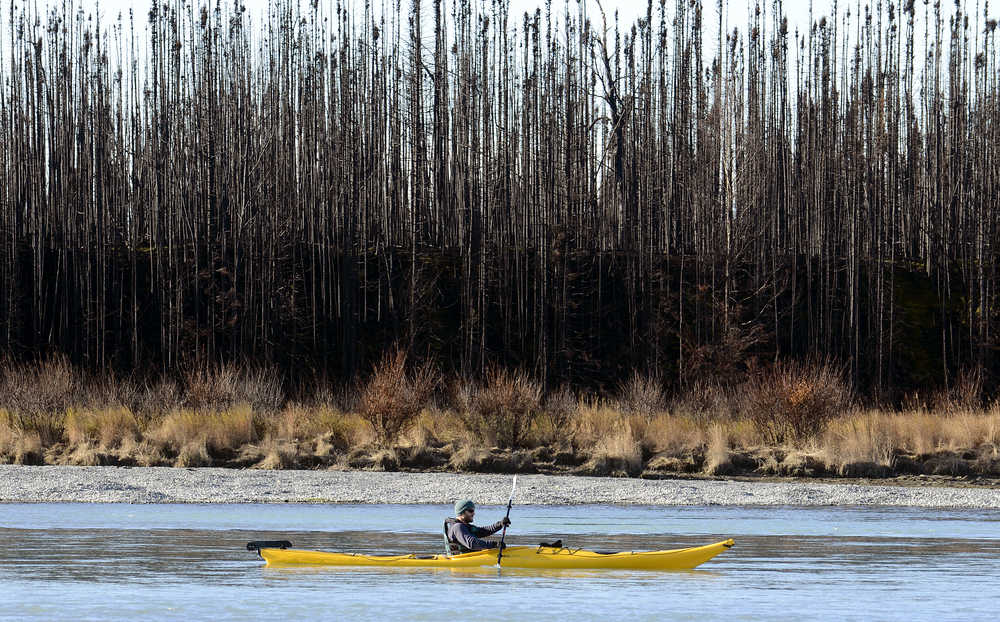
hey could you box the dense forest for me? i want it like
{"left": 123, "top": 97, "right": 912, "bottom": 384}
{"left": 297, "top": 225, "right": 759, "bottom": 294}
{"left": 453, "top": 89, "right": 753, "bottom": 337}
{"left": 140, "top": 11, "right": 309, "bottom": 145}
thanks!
{"left": 1, "top": 0, "right": 998, "bottom": 399}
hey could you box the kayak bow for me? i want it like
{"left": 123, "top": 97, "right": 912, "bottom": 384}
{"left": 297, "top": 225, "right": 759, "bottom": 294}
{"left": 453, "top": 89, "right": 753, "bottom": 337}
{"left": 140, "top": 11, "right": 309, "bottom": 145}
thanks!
{"left": 256, "top": 539, "right": 735, "bottom": 571}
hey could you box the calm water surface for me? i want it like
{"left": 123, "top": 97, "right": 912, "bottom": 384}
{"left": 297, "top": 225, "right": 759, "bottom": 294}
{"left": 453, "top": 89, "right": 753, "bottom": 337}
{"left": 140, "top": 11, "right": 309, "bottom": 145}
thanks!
{"left": 1, "top": 502, "right": 999, "bottom": 621}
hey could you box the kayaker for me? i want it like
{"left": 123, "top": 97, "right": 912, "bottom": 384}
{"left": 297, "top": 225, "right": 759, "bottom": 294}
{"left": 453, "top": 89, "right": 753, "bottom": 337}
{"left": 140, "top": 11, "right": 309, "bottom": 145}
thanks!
{"left": 443, "top": 500, "right": 511, "bottom": 554}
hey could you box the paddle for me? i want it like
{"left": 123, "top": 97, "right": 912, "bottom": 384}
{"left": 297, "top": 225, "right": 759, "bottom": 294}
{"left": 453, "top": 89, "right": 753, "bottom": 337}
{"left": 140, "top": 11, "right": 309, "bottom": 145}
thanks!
{"left": 495, "top": 474, "right": 517, "bottom": 567}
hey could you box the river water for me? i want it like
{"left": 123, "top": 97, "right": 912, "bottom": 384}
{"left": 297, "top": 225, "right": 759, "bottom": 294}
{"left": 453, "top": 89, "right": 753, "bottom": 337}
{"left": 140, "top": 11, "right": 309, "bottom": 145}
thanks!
{"left": 1, "top": 502, "right": 998, "bottom": 621}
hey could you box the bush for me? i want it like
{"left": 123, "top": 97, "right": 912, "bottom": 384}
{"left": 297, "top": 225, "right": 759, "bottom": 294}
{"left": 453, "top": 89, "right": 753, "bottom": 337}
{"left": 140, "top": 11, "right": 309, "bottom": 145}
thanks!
{"left": 742, "top": 360, "right": 852, "bottom": 444}
{"left": 617, "top": 372, "right": 665, "bottom": 420}
{"left": 528, "top": 385, "right": 577, "bottom": 445}
{"left": 358, "top": 350, "right": 436, "bottom": 447}
{"left": 461, "top": 368, "right": 542, "bottom": 448}
{"left": 183, "top": 364, "right": 284, "bottom": 413}
{"left": 0, "top": 355, "right": 77, "bottom": 416}
{"left": 670, "top": 379, "right": 735, "bottom": 420}
{"left": 937, "top": 366, "right": 985, "bottom": 412}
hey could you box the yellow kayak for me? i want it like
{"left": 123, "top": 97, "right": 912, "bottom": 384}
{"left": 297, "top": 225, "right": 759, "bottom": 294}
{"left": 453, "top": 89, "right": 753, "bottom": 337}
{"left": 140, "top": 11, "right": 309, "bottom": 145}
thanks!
{"left": 253, "top": 539, "right": 734, "bottom": 571}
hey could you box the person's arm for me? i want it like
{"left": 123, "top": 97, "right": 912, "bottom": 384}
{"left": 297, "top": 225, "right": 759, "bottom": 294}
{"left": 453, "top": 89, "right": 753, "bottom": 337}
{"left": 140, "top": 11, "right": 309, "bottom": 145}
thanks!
{"left": 451, "top": 522, "right": 499, "bottom": 550}
{"left": 472, "top": 520, "right": 505, "bottom": 537}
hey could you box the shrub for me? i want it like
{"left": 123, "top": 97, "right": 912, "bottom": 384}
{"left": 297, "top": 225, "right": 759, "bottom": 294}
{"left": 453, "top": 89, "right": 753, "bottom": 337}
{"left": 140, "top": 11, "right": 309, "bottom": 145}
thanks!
{"left": 358, "top": 350, "right": 436, "bottom": 447}
{"left": 529, "top": 385, "right": 578, "bottom": 445}
{"left": 742, "top": 360, "right": 852, "bottom": 444}
{"left": 936, "top": 366, "right": 985, "bottom": 412}
{"left": 137, "top": 379, "right": 183, "bottom": 416}
{"left": 617, "top": 372, "right": 665, "bottom": 419}
{"left": 0, "top": 355, "right": 77, "bottom": 416}
{"left": 670, "top": 379, "right": 735, "bottom": 420}
{"left": 544, "top": 385, "right": 578, "bottom": 429}
{"left": 462, "top": 368, "right": 542, "bottom": 448}
{"left": 184, "top": 364, "right": 284, "bottom": 413}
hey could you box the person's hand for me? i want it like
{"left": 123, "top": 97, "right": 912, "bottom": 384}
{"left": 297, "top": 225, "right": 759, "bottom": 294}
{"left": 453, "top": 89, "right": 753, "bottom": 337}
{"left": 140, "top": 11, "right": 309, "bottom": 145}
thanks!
{"left": 501, "top": 517, "right": 511, "bottom": 527}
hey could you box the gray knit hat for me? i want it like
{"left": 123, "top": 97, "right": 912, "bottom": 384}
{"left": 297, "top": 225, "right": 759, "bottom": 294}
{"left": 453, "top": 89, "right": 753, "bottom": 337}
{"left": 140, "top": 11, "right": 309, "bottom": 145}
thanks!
{"left": 454, "top": 499, "right": 475, "bottom": 515}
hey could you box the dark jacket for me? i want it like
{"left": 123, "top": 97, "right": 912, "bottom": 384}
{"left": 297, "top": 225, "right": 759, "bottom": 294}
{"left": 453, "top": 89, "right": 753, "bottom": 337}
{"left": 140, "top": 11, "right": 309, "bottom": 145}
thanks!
{"left": 444, "top": 517, "right": 504, "bottom": 553}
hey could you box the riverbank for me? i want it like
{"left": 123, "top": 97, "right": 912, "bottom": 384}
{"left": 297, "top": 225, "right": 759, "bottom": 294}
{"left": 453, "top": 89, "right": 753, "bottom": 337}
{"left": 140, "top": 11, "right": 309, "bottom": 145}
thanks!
{"left": 2, "top": 465, "right": 999, "bottom": 507}
{"left": 4, "top": 357, "right": 1000, "bottom": 482}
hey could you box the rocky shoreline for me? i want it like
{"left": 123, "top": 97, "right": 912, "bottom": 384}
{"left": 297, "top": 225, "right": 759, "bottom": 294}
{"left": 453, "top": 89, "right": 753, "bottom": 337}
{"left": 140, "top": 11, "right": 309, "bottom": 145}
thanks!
{"left": 2, "top": 465, "right": 999, "bottom": 508}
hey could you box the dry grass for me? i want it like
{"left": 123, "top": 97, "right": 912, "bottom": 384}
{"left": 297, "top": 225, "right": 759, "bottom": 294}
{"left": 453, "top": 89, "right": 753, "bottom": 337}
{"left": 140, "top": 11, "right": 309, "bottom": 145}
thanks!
{"left": 358, "top": 350, "right": 436, "bottom": 448}
{"left": 398, "top": 408, "right": 468, "bottom": 466}
{"left": 641, "top": 413, "right": 707, "bottom": 454}
{"left": 0, "top": 411, "right": 12, "bottom": 454}
{"left": 267, "top": 403, "right": 361, "bottom": 446}
{"left": 150, "top": 404, "right": 258, "bottom": 457}
{"left": 64, "top": 408, "right": 140, "bottom": 449}
{"left": 570, "top": 400, "right": 629, "bottom": 448}
{"left": 937, "top": 367, "right": 986, "bottom": 412}
{"left": 890, "top": 410, "right": 949, "bottom": 455}
{"left": 585, "top": 420, "right": 643, "bottom": 476}
{"left": 822, "top": 411, "right": 896, "bottom": 474}
{"left": 704, "top": 423, "right": 732, "bottom": 474}
{"left": 255, "top": 438, "right": 300, "bottom": 469}
{"left": 571, "top": 402, "right": 648, "bottom": 476}
{"left": 0, "top": 409, "right": 44, "bottom": 464}
{"left": 448, "top": 444, "right": 489, "bottom": 471}
{"left": 890, "top": 405, "right": 1000, "bottom": 455}
{"left": 459, "top": 368, "right": 542, "bottom": 448}
{"left": 2, "top": 357, "right": 1000, "bottom": 477}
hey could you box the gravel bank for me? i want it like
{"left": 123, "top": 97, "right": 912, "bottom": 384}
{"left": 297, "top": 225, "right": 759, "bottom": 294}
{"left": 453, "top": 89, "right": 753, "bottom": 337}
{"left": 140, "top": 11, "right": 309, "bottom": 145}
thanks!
{"left": 2, "top": 465, "right": 1000, "bottom": 507}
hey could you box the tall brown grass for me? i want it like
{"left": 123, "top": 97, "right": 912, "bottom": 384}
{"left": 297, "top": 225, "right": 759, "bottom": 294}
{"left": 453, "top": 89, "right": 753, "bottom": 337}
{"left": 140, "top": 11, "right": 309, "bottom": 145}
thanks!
{"left": 586, "top": 421, "right": 643, "bottom": 477}
{"left": 2, "top": 357, "right": 999, "bottom": 477}
{"left": 0, "top": 409, "right": 43, "bottom": 465}
{"left": 823, "top": 411, "right": 896, "bottom": 474}
{"left": 64, "top": 408, "right": 140, "bottom": 449}
{"left": 149, "top": 405, "right": 257, "bottom": 462}
{"left": 704, "top": 423, "right": 732, "bottom": 475}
